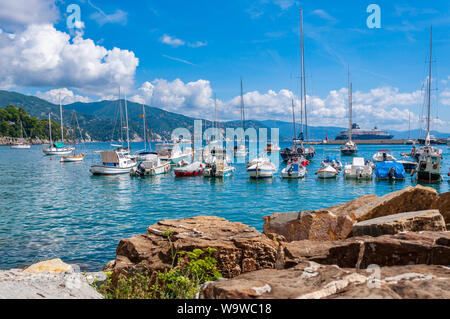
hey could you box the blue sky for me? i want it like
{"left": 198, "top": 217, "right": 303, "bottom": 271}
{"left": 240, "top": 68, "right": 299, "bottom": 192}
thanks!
{"left": 0, "top": 0, "right": 449, "bottom": 131}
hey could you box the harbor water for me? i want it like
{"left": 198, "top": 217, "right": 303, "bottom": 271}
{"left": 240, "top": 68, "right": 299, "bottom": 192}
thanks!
{"left": 0, "top": 142, "right": 448, "bottom": 271}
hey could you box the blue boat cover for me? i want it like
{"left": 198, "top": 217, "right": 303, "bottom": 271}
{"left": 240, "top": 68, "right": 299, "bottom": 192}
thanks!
{"left": 324, "top": 156, "right": 338, "bottom": 163}
{"left": 375, "top": 161, "right": 406, "bottom": 179}
{"left": 53, "top": 142, "right": 66, "bottom": 148}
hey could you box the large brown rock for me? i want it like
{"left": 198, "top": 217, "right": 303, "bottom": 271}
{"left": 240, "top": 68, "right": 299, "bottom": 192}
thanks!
{"left": 263, "top": 195, "right": 378, "bottom": 242}
{"left": 263, "top": 186, "right": 439, "bottom": 242}
{"left": 283, "top": 231, "right": 450, "bottom": 269}
{"left": 111, "top": 216, "right": 280, "bottom": 279}
{"left": 352, "top": 210, "right": 447, "bottom": 237}
{"left": 352, "top": 185, "right": 439, "bottom": 222}
{"left": 199, "top": 262, "right": 450, "bottom": 299}
{"left": 438, "top": 192, "right": 450, "bottom": 224}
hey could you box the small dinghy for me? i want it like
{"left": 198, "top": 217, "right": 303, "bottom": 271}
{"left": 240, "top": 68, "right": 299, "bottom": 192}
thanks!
{"left": 374, "top": 161, "right": 406, "bottom": 181}
{"left": 315, "top": 165, "right": 339, "bottom": 179}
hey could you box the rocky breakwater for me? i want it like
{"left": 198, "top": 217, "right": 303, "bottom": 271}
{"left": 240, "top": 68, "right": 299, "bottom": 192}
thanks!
{"left": 0, "top": 136, "right": 50, "bottom": 145}
{"left": 108, "top": 216, "right": 281, "bottom": 280}
{"left": 196, "top": 186, "right": 449, "bottom": 299}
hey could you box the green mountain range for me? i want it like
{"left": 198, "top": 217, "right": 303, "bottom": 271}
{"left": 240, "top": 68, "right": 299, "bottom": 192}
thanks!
{"left": 0, "top": 90, "right": 272, "bottom": 142}
{"left": 1, "top": 89, "right": 448, "bottom": 142}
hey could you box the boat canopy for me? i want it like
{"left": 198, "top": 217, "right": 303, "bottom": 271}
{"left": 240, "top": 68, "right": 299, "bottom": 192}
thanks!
{"left": 374, "top": 161, "right": 406, "bottom": 179}
{"left": 352, "top": 157, "right": 365, "bottom": 166}
{"left": 324, "top": 156, "right": 338, "bottom": 162}
{"left": 101, "top": 151, "right": 119, "bottom": 164}
{"left": 53, "top": 142, "right": 66, "bottom": 148}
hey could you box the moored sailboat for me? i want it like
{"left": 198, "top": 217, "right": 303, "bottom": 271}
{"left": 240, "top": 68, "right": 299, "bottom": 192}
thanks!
{"left": 10, "top": 121, "right": 31, "bottom": 149}
{"left": 414, "top": 27, "right": 442, "bottom": 183}
{"left": 90, "top": 91, "right": 137, "bottom": 175}
{"left": 60, "top": 111, "right": 85, "bottom": 162}
{"left": 340, "top": 67, "right": 358, "bottom": 156}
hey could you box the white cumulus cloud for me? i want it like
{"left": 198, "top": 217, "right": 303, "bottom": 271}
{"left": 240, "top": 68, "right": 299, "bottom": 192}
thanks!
{"left": 0, "top": 0, "right": 59, "bottom": 31}
{"left": 36, "top": 88, "right": 91, "bottom": 105}
{"left": 0, "top": 24, "right": 139, "bottom": 95}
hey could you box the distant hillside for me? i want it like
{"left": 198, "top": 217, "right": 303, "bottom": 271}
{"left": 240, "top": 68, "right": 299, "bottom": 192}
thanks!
{"left": 0, "top": 105, "right": 65, "bottom": 140}
{"left": 0, "top": 90, "right": 274, "bottom": 142}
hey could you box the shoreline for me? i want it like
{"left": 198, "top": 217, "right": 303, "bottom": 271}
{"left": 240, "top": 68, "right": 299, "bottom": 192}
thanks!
{"left": 2, "top": 185, "right": 449, "bottom": 299}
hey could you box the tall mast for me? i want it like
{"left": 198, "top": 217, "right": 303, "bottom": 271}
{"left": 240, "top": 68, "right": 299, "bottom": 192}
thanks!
{"left": 291, "top": 99, "right": 297, "bottom": 144}
{"left": 240, "top": 78, "right": 245, "bottom": 130}
{"left": 301, "top": 8, "right": 308, "bottom": 143}
{"left": 426, "top": 26, "right": 432, "bottom": 146}
{"left": 142, "top": 104, "right": 147, "bottom": 152}
{"left": 48, "top": 114, "right": 53, "bottom": 145}
{"left": 299, "top": 8, "right": 304, "bottom": 142}
{"left": 348, "top": 66, "right": 353, "bottom": 142}
{"left": 408, "top": 110, "right": 411, "bottom": 139}
{"left": 20, "top": 121, "right": 24, "bottom": 139}
{"left": 124, "top": 93, "right": 130, "bottom": 151}
{"left": 72, "top": 111, "right": 76, "bottom": 154}
{"left": 214, "top": 93, "right": 217, "bottom": 131}
{"left": 59, "top": 94, "right": 64, "bottom": 143}
{"left": 119, "top": 87, "right": 124, "bottom": 148}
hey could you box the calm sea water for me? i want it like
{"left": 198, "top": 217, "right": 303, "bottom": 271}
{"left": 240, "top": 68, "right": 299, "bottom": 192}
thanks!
{"left": 0, "top": 142, "right": 448, "bottom": 271}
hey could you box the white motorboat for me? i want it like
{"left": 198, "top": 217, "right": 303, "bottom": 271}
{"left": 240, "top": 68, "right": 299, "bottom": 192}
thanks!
{"left": 247, "top": 158, "right": 277, "bottom": 179}
{"left": 343, "top": 157, "right": 373, "bottom": 180}
{"left": 10, "top": 121, "right": 31, "bottom": 149}
{"left": 315, "top": 165, "right": 339, "bottom": 179}
{"left": 90, "top": 149, "right": 137, "bottom": 175}
{"left": 203, "top": 159, "right": 235, "bottom": 178}
{"left": 281, "top": 157, "right": 308, "bottom": 179}
{"left": 131, "top": 153, "right": 171, "bottom": 176}
{"left": 155, "top": 143, "right": 190, "bottom": 165}
{"left": 60, "top": 111, "right": 86, "bottom": 163}
{"left": 372, "top": 149, "right": 397, "bottom": 163}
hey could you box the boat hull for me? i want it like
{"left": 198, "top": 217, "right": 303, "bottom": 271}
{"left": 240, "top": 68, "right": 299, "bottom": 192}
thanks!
{"left": 416, "top": 171, "right": 442, "bottom": 183}
{"left": 90, "top": 164, "right": 137, "bottom": 175}
{"left": 60, "top": 155, "right": 85, "bottom": 162}
{"left": 43, "top": 147, "right": 74, "bottom": 156}
{"left": 10, "top": 144, "right": 31, "bottom": 149}
{"left": 340, "top": 149, "right": 357, "bottom": 156}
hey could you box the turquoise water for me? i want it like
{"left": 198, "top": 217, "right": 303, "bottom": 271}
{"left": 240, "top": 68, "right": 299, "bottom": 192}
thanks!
{"left": 0, "top": 142, "right": 449, "bottom": 271}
